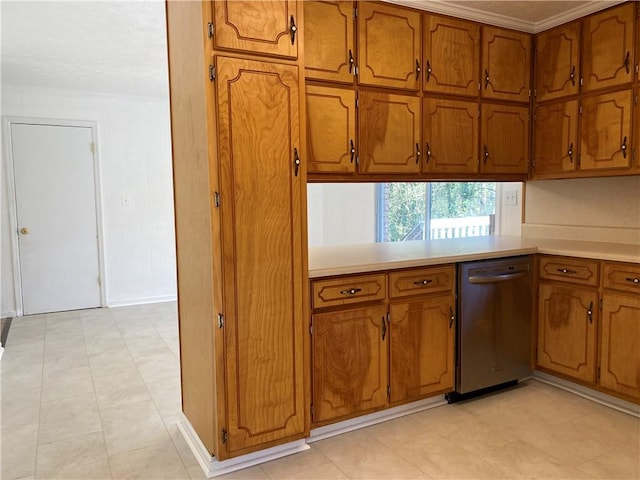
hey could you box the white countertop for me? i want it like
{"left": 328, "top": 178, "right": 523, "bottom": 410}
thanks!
{"left": 308, "top": 235, "right": 640, "bottom": 278}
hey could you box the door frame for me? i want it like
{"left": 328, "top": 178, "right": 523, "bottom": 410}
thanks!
{"left": 2, "top": 116, "right": 107, "bottom": 316}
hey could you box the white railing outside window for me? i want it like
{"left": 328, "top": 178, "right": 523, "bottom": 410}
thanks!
{"left": 430, "top": 215, "right": 495, "bottom": 239}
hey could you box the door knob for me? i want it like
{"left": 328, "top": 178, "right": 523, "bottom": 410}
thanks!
{"left": 20, "top": 227, "right": 29, "bottom": 235}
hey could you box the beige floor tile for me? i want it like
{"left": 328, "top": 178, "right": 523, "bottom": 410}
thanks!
{"left": 84, "top": 334, "right": 127, "bottom": 356}
{"left": 35, "top": 431, "right": 111, "bottom": 479}
{"left": 1, "top": 423, "right": 39, "bottom": 480}
{"left": 165, "top": 418, "right": 199, "bottom": 468}
{"left": 577, "top": 451, "right": 640, "bottom": 479}
{"left": 44, "top": 327, "right": 85, "bottom": 348}
{"left": 215, "top": 465, "right": 269, "bottom": 480}
{"left": 38, "top": 392, "right": 102, "bottom": 444}
{"left": 108, "top": 442, "right": 189, "bottom": 479}
{"left": 278, "top": 462, "right": 348, "bottom": 480}
{"left": 260, "top": 447, "right": 330, "bottom": 479}
{"left": 100, "top": 398, "right": 170, "bottom": 456}
{"left": 187, "top": 465, "right": 207, "bottom": 480}
{"left": 7, "top": 325, "right": 46, "bottom": 345}
{"left": 409, "top": 404, "right": 476, "bottom": 437}
{"left": 363, "top": 414, "right": 432, "bottom": 448}
{"left": 2, "top": 363, "right": 44, "bottom": 391}
{"left": 93, "top": 370, "right": 151, "bottom": 410}
{"left": 89, "top": 348, "right": 138, "bottom": 379}
{"left": 1, "top": 341, "right": 44, "bottom": 371}
{"left": 41, "top": 364, "right": 94, "bottom": 402}
{"left": 43, "top": 346, "right": 90, "bottom": 373}
{"left": 1, "top": 386, "right": 41, "bottom": 428}
{"left": 146, "top": 378, "right": 182, "bottom": 419}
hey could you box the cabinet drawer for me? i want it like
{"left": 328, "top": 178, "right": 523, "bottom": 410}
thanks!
{"left": 312, "top": 274, "right": 386, "bottom": 309}
{"left": 539, "top": 256, "right": 599, "bottom": 286}
{"left": 603, "top": 262, "right": 640, "bottom": 294}
{"left": 389, "top": 266, "right": 454, "bottom": 299}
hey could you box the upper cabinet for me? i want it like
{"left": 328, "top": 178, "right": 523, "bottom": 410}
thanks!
{"left": 533, "top": 100, "right": 578, "bottom": 177}
{"left": 481, "top": 26, "right": 531, "bottom": 102}
{"left": 481, "top": 103, "right": 529, "bottom": 174}
{"left": 423, "top": 15, "right": 480, "bottom": 96}
{"left": 212, "top": 1, "right": 299, "bottom": 58}
{"left": 304, "top": 1, "right": 355, "bottom": 83}
{"left": 581, "top": 3, "right": 634, "bottom": 93}
{"left": 357, "top": 2, "right": 422, "bottom": 90}
{"left": 535, "top": 21, "right": 580, "bottom": 102}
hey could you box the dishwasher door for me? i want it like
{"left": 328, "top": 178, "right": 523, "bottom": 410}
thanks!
{"left": 456, "top": 256, "right": 533, "bottom": 395}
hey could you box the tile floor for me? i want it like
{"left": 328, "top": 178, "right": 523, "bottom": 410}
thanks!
{"left": 1, "top": 302, "right": 639, "bottom": 480}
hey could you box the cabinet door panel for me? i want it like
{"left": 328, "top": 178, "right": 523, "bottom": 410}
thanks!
{"left": 306, "top": 86, "right": 356, "bottom": 173}
{"left": 216, "top": 56, "right": 304, "bottom": 452}
{"left": 481, "top": 103, "right": 529, "bottom": 174}
{"left": 534, "top": 100, "right": 578, "bottom": 176}
{"left": 304, "top": 1, "right": 355, "bottom": 83}
{"left": 600, "top": 294, "right": 640, "bottom": 399}
{"left": 389, "top": 296, "right": 455, "bottom": 402}
{"left": 537, "top": 284, "right": 597, "bottom": 383}
{"left": 582, "top": 3, "right": 634, "bottom": 92}
{"left": 423, "top": 15, "right": 479, "bottom": 96}
{"left": 357, "top": 2, "right": 421, "bottom": 90}
{"left": 580, "top": 91, "right": 632, "bottom": 171}
{"left": 359, "top": 91, "right": 421, "bottom": 174}
{"left": 423, "top": 98, "right": 478, "bottom": 174}
{"left": 312, "top": 306, "right": 388, "bottom": 423}
{"left": 213, "top": 1, "right": 298, "bottom": 58}
{"left": 482, "top": 26, "right": 531, "bottom": 102}
{"left": 535, "top": 22, "right": 580, "bottom": 102}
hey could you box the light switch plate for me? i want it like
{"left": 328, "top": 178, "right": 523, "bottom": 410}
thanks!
{"left": 504, "top": 190, "right": 517, "bottom": 206}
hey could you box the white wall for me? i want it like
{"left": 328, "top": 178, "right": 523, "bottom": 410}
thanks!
{"left": 1, "top": 86, "right": 176, "bottom": 316}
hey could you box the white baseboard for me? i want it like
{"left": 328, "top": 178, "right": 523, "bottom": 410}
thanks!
{"left": 106, "top": 294, "right": 177, "bottom": 308}
{"left": 533, "top": 371, "right": 640, "bottom": 417}
{"left": 1, "top": 310, "right": 17, "bottom": 318}
{"left": 177, "top": 413, "right": 310, "bottom": 478}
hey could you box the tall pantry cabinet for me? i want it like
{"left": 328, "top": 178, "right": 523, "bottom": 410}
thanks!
{"left": 166, "top": 0, "right": 309, "bottom": 461}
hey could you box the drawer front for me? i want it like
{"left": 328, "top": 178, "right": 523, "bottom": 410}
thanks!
{"left": 539, "top": 256, "right": 599, "bottom": 286}
{"left": 389, "top": 265, "right": 454, "bottom": 299}
{"left": 312, "top": 274, "right": 387, "bottom": 309}
{"left": 603, "top": 262, "right": 640, "bottom": 294}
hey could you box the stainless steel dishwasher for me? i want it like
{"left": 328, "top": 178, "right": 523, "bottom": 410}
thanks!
{"left": 448, "top": 255, "right": 533, "bottom": 401}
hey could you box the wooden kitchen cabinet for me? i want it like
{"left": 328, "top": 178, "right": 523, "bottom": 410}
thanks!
{"left": 535, "top": 21, "right": 580, "bottom": 102}
{"left": 357, "top": 2, "right": 422, "bottom": 90}
{"left": 306, "top": 85, "right": 356, "bottom": 173}
{"left": 358, "top": 91, "right": 422, "bottom": 174}
{"left": 579, "top": 90, "right": 632, "bottom": 171}
{"left": 423, "top": 14, "right": 480, "bottom": 96}
{"left": 480, "top": 103, "right": 529, "bottom": 174}
{"left": 481, "top": 26, "right": 531, "bottom": 102}
{"left": 312, "top": 305, "right": 389, "bottom": 423}
{"left": 212, "top": 1, "right": 299, "bottom": 58}
{"left": 533, "top": 100, "right": 579, "bottom": 176}
{"left": 423, "top": 98, "right": 478, "bottom": 174}
{"left": 304, "top": 1, "right": 355, "bottom": 83}
{"left": 581, "top": 3, "right": 634, "bottom": 93}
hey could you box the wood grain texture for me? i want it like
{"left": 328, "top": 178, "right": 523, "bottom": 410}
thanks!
{"left": 535, "top": 21, "right": 580, "bottom": 102}
{"left": 306, "top": 85, "right": 356, "bottom": 173}
{"left": 537, "top": 283, "right": 597, "bottom": 383}
{"left": 213, "top": 0, "right": 298, "bottom": 58}
{"left": 304, "top": 1, "right": 354, "bottom": 83}
{"left": 480, "top": 103, "right": 529, "bottom": 174}
{"left": 533, "top": 100, "right": 578, "bottom": 176}
{"left": 216, "top": 56, "right": 305, "bottom": 453}
{"left": 579, "top": 90, "right": 632, "bottom": 171}
{"left": 388, "top": 265, "right": 454, "bottom": 299}
{"left": 539, "top": 256, "right": 599, "bottom": 286}
{"left": 358, "top": 91, "right": 421, "bottom": 174}
{"left": 312, "top": 273, "right": 386, "bottom": 309}
{"left": 423, "top": 98, "right": 478, "bottom": 174}
{"left": 582, "top": 2, "right": 634, "bottom": 93}
{"left": 600, "top": 293, "right": 640, "bottom": 401}
{"left": 312, "top": 305, "right": 388, "bottom": 423}
{"left": 423, "top": 14, "right": 479, "bottom": 96}
{"left": 389, "top": 296, "right": 455, "bottom": 403}
{"left": 357, "top": 2, "right": 421, "bottom": 90}
{"left": 481, "top": 26, "right": 531, "bottom": 102}
{"left": 603, "top": 262, "right": 640, "bottom": 294}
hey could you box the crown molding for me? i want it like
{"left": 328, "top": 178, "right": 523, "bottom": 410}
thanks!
{"left": 382, "top": 0, "right": 627, "bottom": 33}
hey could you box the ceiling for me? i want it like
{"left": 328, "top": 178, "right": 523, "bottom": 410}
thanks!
{"left": 0, "top": 1, "right": 626, "bottom": 99}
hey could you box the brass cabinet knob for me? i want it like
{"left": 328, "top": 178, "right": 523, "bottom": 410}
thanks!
{"left": 20, "top": 227, "right": 29, "bottom": 235}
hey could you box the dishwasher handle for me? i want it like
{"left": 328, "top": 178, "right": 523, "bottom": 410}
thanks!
{"left": 468, "top": 270, "right": 528, "bottom": 284}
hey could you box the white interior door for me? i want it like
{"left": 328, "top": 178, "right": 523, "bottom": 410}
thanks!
{"left": 11, "top": 123, "right": 101, "bottom": 315}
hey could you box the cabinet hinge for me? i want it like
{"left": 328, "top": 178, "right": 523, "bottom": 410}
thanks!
{"left": 309, "top": 322, "right": 313, "bottom": 335}
{"left": 597, "top": 366, "right": 601, "bottom": 382}
{"left": 90, "top": 143, "right": 96, "bottom": 153}
{"left": 355, "top": 156, "right": 359, "bottom": 166}
{"left": 207, "top": 22, "right": 214, "bottom": 38}
{"left": 221, "top": 429, "right": 228, "bottom": 444}
{"left": 355, "top": 95, "right": 359, "bottom": 108}
{"left": 599, "top": 298, "right": 603, "bottom": 311}
{"left": 477, "top": 82, "right": 481, "bottom": 91}
{"left": 636, "top": 64, "right": 639, "bottom": 75}
{"left": 580, "top": 77, "right": 583, "bottom": 87}
{"left": 387, "top": 385, "right": 391, "bottom": 399}
{"left": 353, "top": 7, "right": 357, "bottom": 18}
{"left": 533, "top": 89, "right": 537, "bottom": 98}
{"left": 528, "top": 89, "right": 531, "bottom": 98}
{"left": 209, "top": 65, "right": 216, "bottom": 81}
{"left": 633, "top": 149, "right": 637, "bottom": 161}
{"left": 310, "top": 404, "right": 315, "bottom": 420}
{"left": 217, "top": 313, "right": 224, "bottom": 329}
{"left": 214, "top": 191, "right": 220, "bottom": 207}
{"left": 635, "top": 94, "right": 638, "bottom": 105}
{"left": 354, "top": 66, "right": 359, "bottom": 76}
{"left": 386, "top": 312, "right": 390, "bottom": 323}
{"left": 579, "top": 105, "right": 583, "bottom": 115}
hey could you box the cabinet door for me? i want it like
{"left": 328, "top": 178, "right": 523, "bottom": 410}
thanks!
{"left": 580, "top": 90, "right": 632, "bottom": 171}
{"left": 533, "top": 100, "right": 578, "bottom": 176}
{"left": 535, "top": 22, "right": 580, "bottom": 102}
{"left": 423, "top": 98, "right": 478, "bottom": 174}
{"left": 582, "top": 3, "right": 634, "bottom": 93}
{"left": 304, "top": 1, "right": 355, "bottom": 83}
{"left": 357, "top": 2, "right": 421, "bottom": 90}
{"left": 358, "top": 91, "right": 421, "bottom": 174}
{"left": 423, "top": 14, "right": 479, "bottom": 96}
{"left": 537, "top": 283, "right": 597, "bottom": 383}
{"left": 481, "top": 26, "right": 531, "bottom": 102}
{"left": 600, "top": 294, "right": 640, "bottom": 399}
{"left": 306, "top": 86, "right": 356, "bottom": 173}
{"left": 481, "top": 103, "right": 529, "bottom": 174}
{"left": 216, "top": 56, "right": 305, "bottom": 453}
{"left": 312, "top": 306, "right": 388, "bottom": 423}
{"left": 389, "top": 296, "right": 455, "bottom": 403}
{"left": 213, "top": 1, "right": 298, "bottom": 58}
